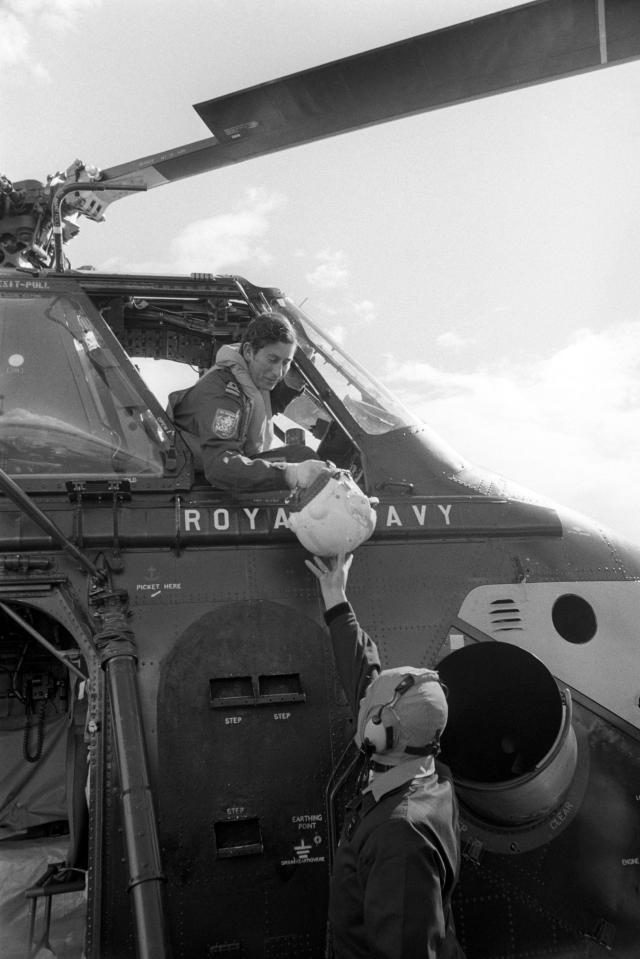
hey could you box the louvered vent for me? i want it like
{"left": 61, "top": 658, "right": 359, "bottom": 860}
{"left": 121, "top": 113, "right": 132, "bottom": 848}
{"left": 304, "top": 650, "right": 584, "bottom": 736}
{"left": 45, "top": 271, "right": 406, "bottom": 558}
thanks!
{"left": 489, "top": 597, "right": 523, "bottom": 632}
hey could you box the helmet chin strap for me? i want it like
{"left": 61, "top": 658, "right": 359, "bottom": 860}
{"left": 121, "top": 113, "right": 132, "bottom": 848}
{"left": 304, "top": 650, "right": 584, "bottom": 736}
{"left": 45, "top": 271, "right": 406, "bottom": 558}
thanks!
{"left": 405, "top": 735, "right": 442, "bottom": 758}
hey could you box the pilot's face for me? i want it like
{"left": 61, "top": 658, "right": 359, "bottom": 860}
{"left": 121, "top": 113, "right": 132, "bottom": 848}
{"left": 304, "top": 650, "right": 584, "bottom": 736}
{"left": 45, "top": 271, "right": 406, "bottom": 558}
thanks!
{"left": 244, "top": 340, "right": 295, "bottom": 391}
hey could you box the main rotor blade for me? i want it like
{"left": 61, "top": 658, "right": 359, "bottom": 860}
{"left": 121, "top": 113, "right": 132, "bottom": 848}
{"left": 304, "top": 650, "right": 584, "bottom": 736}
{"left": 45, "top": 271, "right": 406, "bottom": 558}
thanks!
{"left": 194, "top": 0, "right": 640, "bottom": 165}
{"left": 93, "top": 0, "right": 639, "bottom": 213}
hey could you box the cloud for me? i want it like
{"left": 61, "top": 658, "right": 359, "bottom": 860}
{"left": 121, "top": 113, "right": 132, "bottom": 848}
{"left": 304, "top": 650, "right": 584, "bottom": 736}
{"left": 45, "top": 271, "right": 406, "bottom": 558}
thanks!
{"left": 169, "top": 189, "right": 282, "bottom": 273}
{"left": 5, "top": 0, "right": 97, "bottom": 30}
{"left": 436, "top": 331, "right": 469, "bottom": 349}
{"left": 0, "top": 0, "right": 98, "bottom": 77}
{"left": 0, "top": 11, "right": 32, "bottom": 73}
{"left": 298, "top": 295, "right": 375, "bottom": 348}
{"left": 352, "top": 299, "right": 376, "bottom": 325}
{"left": 306, "top": 249, "right": 349, "bottom": 289}
{"left": 101, "top": 187, "right": 285, "bottom": 274}
{"left": 382, "top": 322, "right": 640, "bottom": 540}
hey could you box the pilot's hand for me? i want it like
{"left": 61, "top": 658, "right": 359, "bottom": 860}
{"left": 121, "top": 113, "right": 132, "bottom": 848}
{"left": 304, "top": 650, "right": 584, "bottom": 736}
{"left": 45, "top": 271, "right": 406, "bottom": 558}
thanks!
{"left": 284, "top": 459, "right": 333, "bottom": 489}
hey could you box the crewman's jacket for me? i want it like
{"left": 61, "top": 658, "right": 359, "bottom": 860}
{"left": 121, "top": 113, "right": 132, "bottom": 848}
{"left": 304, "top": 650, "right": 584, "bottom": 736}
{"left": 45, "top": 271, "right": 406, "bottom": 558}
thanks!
{"left": 325, "top": 602, "right": 464, "bottom": 959}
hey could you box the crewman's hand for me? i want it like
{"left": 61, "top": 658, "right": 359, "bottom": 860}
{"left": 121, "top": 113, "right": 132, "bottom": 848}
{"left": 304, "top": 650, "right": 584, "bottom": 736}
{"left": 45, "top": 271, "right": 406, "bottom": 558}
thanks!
{"left": 305, "top": 553, "right": 353, "bottom": 608}
{"left": 284, "top": 459, "right": 333, "bottom": 490}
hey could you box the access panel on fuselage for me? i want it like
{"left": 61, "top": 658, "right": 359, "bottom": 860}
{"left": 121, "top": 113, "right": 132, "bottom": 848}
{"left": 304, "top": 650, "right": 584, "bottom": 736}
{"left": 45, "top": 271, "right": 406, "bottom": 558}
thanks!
{"left": 157, "top": 600, "right": 342, "bottom": 959}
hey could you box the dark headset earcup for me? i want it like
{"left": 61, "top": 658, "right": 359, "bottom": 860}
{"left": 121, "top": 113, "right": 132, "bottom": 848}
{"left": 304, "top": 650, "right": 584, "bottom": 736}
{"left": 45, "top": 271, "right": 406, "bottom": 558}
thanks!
{"left": 363, "top": 717, "right": 392, "bottom": 753}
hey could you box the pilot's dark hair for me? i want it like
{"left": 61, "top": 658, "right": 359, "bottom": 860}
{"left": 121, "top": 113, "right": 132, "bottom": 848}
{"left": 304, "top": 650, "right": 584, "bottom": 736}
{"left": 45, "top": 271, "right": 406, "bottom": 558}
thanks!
{"left": 241, "top": 312, "right": 296, "bottom": 355}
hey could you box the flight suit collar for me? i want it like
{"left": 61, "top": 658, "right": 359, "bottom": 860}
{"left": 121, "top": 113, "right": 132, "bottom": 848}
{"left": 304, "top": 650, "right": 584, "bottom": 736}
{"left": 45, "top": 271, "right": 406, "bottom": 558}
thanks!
{"left": 366, "top": 755, "right": 435, "bottom": 803}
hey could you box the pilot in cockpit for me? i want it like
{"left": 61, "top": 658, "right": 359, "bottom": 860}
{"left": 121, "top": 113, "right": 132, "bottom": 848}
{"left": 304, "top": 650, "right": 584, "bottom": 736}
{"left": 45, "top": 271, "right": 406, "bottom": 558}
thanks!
{"left": 168, "top": 312, "right": 332, "bottom": 492}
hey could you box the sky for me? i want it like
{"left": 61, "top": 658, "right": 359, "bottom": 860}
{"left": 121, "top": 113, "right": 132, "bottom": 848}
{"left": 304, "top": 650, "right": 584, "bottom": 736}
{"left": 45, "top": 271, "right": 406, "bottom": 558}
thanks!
{"left": 2, "top": 0, "right": 640, "bottom": 541}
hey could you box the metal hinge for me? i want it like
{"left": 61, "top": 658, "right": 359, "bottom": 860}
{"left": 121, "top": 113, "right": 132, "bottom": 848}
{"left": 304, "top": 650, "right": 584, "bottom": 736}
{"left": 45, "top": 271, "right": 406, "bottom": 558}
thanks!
{"left": 587, "top": 917, "right": 616, "bottom": 950}
{"left": 462, "top": 836, "right": 484, "bottom": 864}
{"left": 65, "top": 479, "right": 132, "bottom": 503}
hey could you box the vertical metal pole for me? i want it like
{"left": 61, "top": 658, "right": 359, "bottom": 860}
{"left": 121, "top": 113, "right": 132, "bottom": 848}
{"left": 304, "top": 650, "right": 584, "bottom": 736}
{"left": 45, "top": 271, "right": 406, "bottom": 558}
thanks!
{"left": 106, "top": 655, "right": 170, "bottom": 959}
{"left": 94, "top": 591, "right": 171, "bottom": 959}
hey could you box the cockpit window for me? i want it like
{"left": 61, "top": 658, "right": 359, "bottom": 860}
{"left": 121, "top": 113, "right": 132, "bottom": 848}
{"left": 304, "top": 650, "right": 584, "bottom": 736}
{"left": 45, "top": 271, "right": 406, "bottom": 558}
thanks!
{"left": 280, "top": 299, "right": 422, "bottom": 435}
{"left": 0, "top": 294, "right": 167, "bottom": 477}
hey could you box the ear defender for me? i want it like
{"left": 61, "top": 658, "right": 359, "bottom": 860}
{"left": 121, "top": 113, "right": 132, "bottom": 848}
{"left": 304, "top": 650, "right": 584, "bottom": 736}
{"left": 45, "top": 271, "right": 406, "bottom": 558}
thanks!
{"left": 362, "top": 674, "right": 416, "bottom": 754}
{"left": 363, "top": 712, "right": 393, "bottom": 753}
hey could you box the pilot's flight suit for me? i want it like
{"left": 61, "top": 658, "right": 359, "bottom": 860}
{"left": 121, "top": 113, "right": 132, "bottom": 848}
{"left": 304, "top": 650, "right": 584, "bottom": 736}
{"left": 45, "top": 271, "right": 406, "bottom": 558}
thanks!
{"left": 324, "top": 601, "right": 463, "bottom": 959}
{"left": 170, "top": 364, "right": 307, "bottom": 492}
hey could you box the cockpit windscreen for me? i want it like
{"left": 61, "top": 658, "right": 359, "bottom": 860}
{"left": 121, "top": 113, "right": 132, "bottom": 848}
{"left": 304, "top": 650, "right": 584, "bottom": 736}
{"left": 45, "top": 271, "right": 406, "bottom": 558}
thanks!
{"left": 281, "top": 299, "right": 422, "bottom": 435}
{"left": 0, "top": 294, "right": 168, "bottom": 478}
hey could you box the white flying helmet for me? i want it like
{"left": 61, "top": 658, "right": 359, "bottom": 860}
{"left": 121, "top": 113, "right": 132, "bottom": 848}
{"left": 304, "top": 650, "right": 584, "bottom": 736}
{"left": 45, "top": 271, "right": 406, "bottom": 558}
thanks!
{"left": 287, "top": 469, "right": 378, "bottom": 555}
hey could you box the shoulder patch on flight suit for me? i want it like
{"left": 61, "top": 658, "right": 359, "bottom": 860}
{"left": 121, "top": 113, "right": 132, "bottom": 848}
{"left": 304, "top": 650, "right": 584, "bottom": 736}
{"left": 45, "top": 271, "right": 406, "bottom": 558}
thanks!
{"left": 225, "top": 380, "right": 241, "bottom": 398}
{"left": 212, "top": 408, "right": 240, "bottom": 439}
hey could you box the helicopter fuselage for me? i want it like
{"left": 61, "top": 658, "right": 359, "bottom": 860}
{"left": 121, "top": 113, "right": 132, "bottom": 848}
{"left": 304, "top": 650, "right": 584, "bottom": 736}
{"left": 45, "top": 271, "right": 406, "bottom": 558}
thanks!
{"left": 0, "top": 268, "right": 639, "bottom": 958}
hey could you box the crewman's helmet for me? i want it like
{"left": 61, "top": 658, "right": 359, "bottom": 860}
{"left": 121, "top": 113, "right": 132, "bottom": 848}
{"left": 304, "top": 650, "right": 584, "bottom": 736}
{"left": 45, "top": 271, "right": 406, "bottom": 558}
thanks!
{"left": 356, "top": 667, "right": 448, "bottom": 763}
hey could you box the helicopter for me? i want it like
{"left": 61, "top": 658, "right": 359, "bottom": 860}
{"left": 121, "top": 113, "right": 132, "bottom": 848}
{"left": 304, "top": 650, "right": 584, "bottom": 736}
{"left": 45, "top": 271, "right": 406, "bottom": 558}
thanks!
{"left": 2, "top": 0, "right": 640, "bottom": 956}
